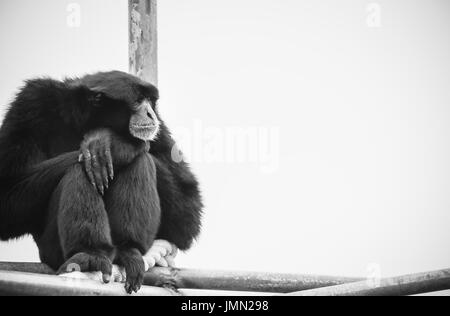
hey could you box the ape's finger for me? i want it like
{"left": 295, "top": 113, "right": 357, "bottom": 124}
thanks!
{"left": 100, "top": 261, "right": 113, "bottom": 284}
{"left": 150, "top": 245, "right": 169, "bottom": 257}
{"left": 171, "top": 245, "right": 179, "bottom": 257}
{"left": 103, "top": 274, "right": 111, "bottom": 284}
{"left": 153, "top": 240, "right": 173, "bottom": 255}
{"left": 114, "top": 272, "right": 125, "bottom": 283}
{"left": 144, "top": 254, "right": 156, "bottom": 269}
{"left": 95, "top": 175, "right": 104, "bottom": 195}
{"left": 112, "top": 265, "right": 126, "bottom": 282}
{"left": 165, "top": 256, "right": 176, "bottom": 268}
{"left": 82, "top": 149, "right": 96, "bottom": 188}
{"left": 86, "top": 163, "right": 96, "bottom": 189}
{"left": 148, "top": 251, "right": 162, "bottom": 262}
{"left": 101, "top": 166, "right": 109, "bottom": 189}
{"left": 91, "top": 155, "right": 104, "bottom": 195}
{"left": 143, "top": 257, "right": 150, "bottom": 272}
{"left": 105, "top": 149, "right": 114, "bottom": 180}
{"left": 156, "top": 257, "right": 169, "bottom": 268}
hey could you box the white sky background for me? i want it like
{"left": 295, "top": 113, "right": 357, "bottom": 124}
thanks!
{"left": 0, "top": 0, "right": 450, "bottom": 285}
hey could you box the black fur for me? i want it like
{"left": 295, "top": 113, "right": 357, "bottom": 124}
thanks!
{"left": 0, "top": 71, "right": 203, "bottom": 292}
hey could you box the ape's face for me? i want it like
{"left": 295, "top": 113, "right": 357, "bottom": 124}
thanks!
{"left": 128, "top": 98, "right": 160, "bottom": 141}
{"left": 81, "top": 71, "right": 160, "bottom": 141}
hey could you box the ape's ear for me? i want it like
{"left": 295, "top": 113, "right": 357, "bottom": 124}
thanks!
{"left": 87, "top": 87, "right": 106, "bottom": 107}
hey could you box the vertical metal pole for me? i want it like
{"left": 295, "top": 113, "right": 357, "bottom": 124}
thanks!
{"left": 129, "top": 0, "right": 158, "bottom": 85}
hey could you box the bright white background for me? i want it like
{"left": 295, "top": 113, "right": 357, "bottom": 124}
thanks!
{"left": 0, "top": 0, "right": 449, "bottom": 287}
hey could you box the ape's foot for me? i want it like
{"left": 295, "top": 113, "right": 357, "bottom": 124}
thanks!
{"left": 57, "top": 252, "right": 113, "bottom": 284}
{"left": 116, "top": 249, "right": 146, "bottom": 294}
{"left": 124, "top": 261, "right": 145, "bottom": 294}
{"left": 144, "top": 240, "right": 179, "bottom": 270}
{"left": 59, "top": 265, "right": 126, "bottom": 283}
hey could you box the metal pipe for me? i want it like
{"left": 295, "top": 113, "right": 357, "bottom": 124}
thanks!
{"left": 145, "top": 267, "right": 362, "bottom": 293}
{"left": 0, "top": 270, "right": 276, "bottom": 296}
{"left": 129, "top": 0, "right": 158, "bottom": 85}
{"left": 288, "top": 269, "right": 450, "bottom": 296}
{"left": 0, "top": 262, "right": 361, "bottom": 293}
{"left": 0, "top": 271, "right": 175, "bottom": 296}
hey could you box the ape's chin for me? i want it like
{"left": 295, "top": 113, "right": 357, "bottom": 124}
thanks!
{"left": 130, "top": 125, "right": 159, "bottom": 141}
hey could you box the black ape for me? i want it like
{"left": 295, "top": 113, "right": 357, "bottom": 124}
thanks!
{"left": 0, "top": 71, "right": 202, "bottom": 293}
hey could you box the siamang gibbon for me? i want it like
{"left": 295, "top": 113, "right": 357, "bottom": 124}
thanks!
{"left": 0, "top": 71, "right": 203, "bottom": 293}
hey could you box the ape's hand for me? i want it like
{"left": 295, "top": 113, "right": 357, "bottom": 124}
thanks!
{"left": 80, "top": 129, "right": 147, "bottom": 194}
{"left": 80, "top": 129, "right": 114, "bottom": 195}
{"left": 143, "top": 240, "right": 179, "bottom": 270}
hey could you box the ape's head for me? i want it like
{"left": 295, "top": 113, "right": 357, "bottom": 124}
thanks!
{"left": 73, "top": 71, "right": 160, "bottom": 141}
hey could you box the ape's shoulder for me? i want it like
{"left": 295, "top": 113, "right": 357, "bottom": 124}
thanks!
{"left": 2, "top": 77, "right": 90, "bottom": 131}
{"left": 23, "top": 77, "right": 65, "bottom": 90}
{"left": 8, "top": 78, "right": 65, "bottom": 110}
{"left": 1, "top": 79, "right": 60, "bottom": 130}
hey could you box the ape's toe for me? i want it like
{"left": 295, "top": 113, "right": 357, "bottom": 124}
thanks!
{"left": 57, "top": 252, "right": 112, "bottom": 284}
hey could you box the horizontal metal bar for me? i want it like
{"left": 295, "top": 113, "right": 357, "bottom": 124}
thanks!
{"left": 0, "top": 270, "right": 276, "bottom": 296}
{"left": 0, "top": 262, "right": 54, "bottom": 275}
{"left": 288, "top": 269, "right": 450, "bottom": 296}
{"left": 0, "top": 271, "right": 176, "bottom": 296}
{"left": 180, "top": 289, "right": 275, "bottom": 296}
{"left": 2, "top": 262, "right": 448, "bottom": 296}
{"left": 146, "top": 267, "right": 363, "bottom": 293}
{"left": 0, "top": 262, "right": 362, "bottom": 293}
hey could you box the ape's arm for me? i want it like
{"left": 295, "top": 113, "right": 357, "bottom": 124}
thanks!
{"left": 151, "top": 124, "right": 203, "bottom": 251}
{"left": 0, "top": 150, "right": 80, "bottom": 240}
{"left": 0, "top": 78, "right": 95, "bottom": 240}
{"left": 153, "top": 156, "right": 203, "bottom": 251}
{"left": 0, "top": 127, "right": 146, "bottom": 240}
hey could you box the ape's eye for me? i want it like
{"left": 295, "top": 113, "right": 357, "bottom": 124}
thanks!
{"left": 90, "top": 93, "right": 103, "bottom": 108}
{"left": 134, "top": 99, "right": 146, "bottom": 110}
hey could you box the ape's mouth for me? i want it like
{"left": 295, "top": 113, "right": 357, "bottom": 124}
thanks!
{"left": 130, "top": 123, "right": 160, "bottom": 141}
{"left": 132, "top": 124, "right": 156, "bottom": 129}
